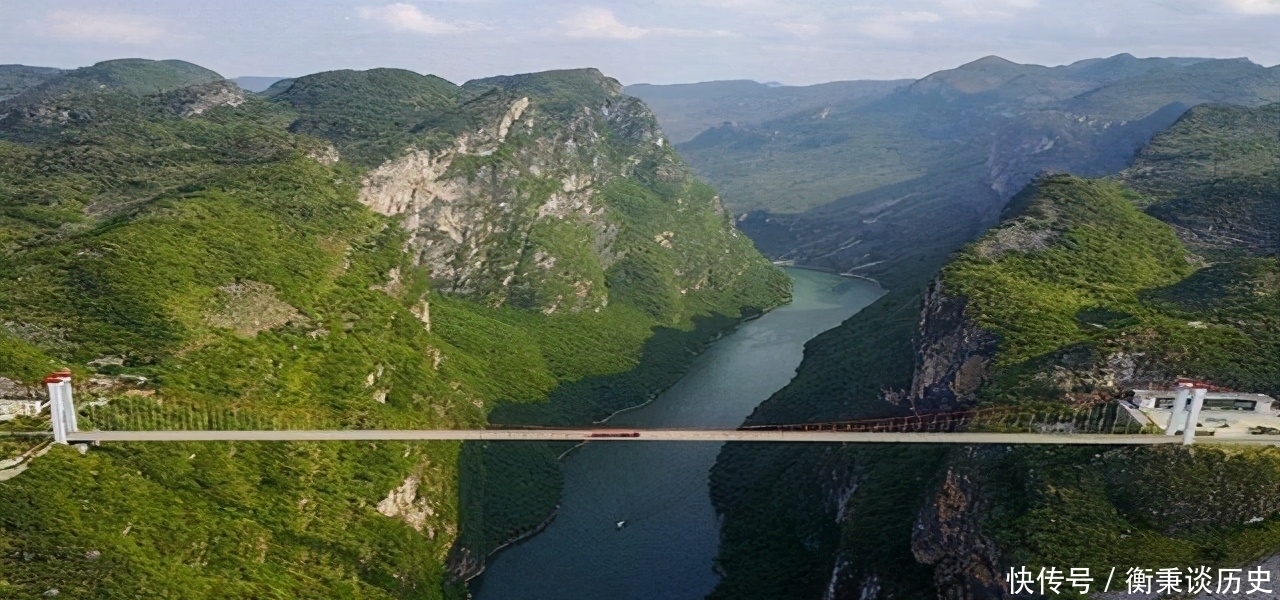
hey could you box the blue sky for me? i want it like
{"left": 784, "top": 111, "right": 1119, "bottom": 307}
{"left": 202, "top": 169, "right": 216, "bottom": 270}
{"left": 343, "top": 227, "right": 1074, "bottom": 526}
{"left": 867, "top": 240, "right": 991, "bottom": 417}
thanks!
{"left": 2, "top": 0, "right": 1279, "bottom": 85}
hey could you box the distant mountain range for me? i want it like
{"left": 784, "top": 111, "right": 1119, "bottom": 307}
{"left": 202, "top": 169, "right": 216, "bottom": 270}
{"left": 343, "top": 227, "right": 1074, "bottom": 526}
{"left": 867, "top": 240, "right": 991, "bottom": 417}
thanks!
{"left": 711, "top": 99, "right": 1280, "bottom": 600}
{"left": 626, "top": 78, "right": 910, "bottom": 144}
{"left": 631, "top": 53, "right": 1280, "bottom": 289}
{"left": 0, "top": 66, "right": 292, "bottom": 98}
{"left": 231, "top": 76, "right": 290, "bottom": 92}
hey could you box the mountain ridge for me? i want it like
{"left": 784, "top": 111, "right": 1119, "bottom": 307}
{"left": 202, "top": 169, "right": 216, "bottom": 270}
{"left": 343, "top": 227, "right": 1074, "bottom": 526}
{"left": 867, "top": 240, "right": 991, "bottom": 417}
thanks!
{"left": 651, "top": 55, "right": 1280, "bottom": 292}
{"left": 0, "top": 58, "right": 787, "bottom": 598}
{"left": 708, "top": 101, "right": 1280, "bottom": 600}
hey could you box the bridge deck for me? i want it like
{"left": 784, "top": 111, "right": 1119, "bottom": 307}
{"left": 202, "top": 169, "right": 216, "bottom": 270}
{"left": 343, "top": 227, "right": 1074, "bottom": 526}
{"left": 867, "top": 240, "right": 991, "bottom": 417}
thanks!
{"left": 64, "top": 429, "right": 1280, "bottom": 445}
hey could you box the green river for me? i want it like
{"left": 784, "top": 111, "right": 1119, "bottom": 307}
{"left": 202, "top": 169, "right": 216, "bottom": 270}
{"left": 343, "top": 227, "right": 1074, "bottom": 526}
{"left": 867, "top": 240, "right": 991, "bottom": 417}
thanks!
{"left": 473, "top": 268, "right": 885, "bottom": 599}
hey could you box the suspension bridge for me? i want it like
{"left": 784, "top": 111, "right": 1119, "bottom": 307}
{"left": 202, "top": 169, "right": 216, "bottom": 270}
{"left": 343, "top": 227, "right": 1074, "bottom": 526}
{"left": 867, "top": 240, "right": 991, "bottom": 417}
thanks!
{"left": 12, "top": 372, "right": 1280, "bottom": 447}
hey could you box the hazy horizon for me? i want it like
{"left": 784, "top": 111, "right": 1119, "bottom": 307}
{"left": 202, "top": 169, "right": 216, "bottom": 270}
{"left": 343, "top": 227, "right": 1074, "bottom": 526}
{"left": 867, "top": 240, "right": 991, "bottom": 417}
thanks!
{"left": 3, "top": 1, "right": 1280, "bottom": 86}
{"left": 6, "top": 52, "right": 1278, "bottom": 90}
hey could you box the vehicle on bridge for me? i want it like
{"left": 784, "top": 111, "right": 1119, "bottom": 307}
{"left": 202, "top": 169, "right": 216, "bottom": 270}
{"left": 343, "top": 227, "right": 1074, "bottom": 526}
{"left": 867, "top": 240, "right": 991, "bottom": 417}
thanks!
{"left": 589, "top": 430, "right": 641, "bottom": 438}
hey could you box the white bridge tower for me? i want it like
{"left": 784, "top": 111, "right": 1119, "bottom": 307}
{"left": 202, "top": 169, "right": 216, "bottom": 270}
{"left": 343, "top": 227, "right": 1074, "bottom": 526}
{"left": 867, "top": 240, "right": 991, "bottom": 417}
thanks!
{"left": 42, "top": 370, "right": 77, "bottom": 444}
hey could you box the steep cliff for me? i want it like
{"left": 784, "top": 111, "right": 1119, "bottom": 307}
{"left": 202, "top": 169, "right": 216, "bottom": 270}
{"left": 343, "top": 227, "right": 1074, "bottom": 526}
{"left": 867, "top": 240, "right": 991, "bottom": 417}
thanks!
{"left": 664, "top": 55, "right": 1280, "bottom": 291}
{"left": 0, "top": 60, "right": 787, "bottom": 598}
{"left": 900, "top": 108, "right": 1280, "bottom": 599}
{"left": 276, "top": 68, "right": 784, "bottom": 319}
{"left": 911, "top": 455, "right": 1004, "bottom": 600}
{"left": 711, "top": 104, "right": 1278, "bottom": 600}
{"left": 906, "top": 279, "right": 998, "bottom": 413}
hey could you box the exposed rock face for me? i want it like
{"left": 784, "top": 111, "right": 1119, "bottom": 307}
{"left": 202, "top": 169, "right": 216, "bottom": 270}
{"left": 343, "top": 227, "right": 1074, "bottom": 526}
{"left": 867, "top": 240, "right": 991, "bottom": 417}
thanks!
{"left": 375, "top": 460, "right": 457, "bottom": 555}
{"left": 906, "top": 278, "right": 999, "bottom": 413}
{"left": 1, "top": 374, "right": 44, "bottom": 421}
{"left": 0, "top": 376, "right": 41, "bottom": 401}
{"left": 163, "top": 80, "right": 245, "bottom": 116}
{"left": 377, "top": 476, "right": 437, "bottom": 534}
{"left": 359, "top": 150, "right": 466, "bottom": 233}
{"left": 1028, "top": 343, "right": 1173, "bottom": 404}
{"left": 356, "top": 89, "right": 683, "bottom": 313}
{"left": 971, "top": 219, "right": 1058, "bottom": 260}
{"left": 912, "top": 458, "right": 1006, "bottom": 600}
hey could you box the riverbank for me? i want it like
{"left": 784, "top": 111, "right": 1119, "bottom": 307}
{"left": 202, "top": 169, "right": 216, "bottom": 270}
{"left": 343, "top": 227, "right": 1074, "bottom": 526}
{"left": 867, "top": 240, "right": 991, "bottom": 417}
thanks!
{"left": 472, "top": 269, "right": 886, "bottom": 599}
{"left": 452, "top": 298, "right": 791, "bottom": 582}
{"left": 772, "top": 260, "right": 883, "bottom": 286}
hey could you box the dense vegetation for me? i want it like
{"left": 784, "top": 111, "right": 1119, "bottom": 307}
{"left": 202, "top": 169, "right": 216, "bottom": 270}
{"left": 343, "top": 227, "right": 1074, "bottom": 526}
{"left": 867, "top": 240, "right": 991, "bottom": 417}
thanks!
{"left": 710, "top": 103, "right": 1279, "bottom": 598}
{"left": 0, "top": 59, "right": 787, "bottom": 598}
{"left": 0, "top": 65, "right": 63, "bottom": 102}
{"left": 643, "top": 54, "right": 1279, "bottom": 291}
{"left": 273, "top": 68, "right": 464, "bottom": 166}
{"left": 946, "top": 176, "right": 1277, "bottom": 400}
{"left": 711, "top": 285, "right": 941, "bottom": 598}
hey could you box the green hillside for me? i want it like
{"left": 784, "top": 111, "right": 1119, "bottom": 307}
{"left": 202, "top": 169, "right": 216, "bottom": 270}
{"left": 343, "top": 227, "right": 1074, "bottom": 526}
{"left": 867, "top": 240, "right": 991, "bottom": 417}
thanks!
{"left": 13, "top": 58, "right": 221, "bottom": 99}
{"left": 273, "top": 68, "right": 464, "bottom": 166}
{"left": 0, "top": 65, "right": 63, "bottom": 102}
{"left": 710, "top": 105, "right": 1280, "bottom": 598}
{"left": 647, "top": 55, "right": 1280, "bottom": 289}
{"left": 0, "top": 60, "right": 787, "bottom": 598}
{"left": 945, "top": 175, "right": 1277, "bottom": 400}
{"left": 933, "top": 172, "right": 1279, "bottom": 589}
{"left": 1122, "top": 102, "right": 1280, "bottom": 257}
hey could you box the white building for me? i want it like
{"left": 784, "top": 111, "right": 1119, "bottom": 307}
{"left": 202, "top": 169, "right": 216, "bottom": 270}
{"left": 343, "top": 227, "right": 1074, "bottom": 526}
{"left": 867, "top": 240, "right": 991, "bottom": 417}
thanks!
{"left": 1132, "top": 390, "right": 1275, "bottom": 414}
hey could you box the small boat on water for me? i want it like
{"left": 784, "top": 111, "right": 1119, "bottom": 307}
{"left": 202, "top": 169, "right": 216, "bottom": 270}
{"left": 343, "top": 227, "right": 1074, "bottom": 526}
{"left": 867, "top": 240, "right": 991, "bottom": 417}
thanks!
{"left": 615, "top": 520, "right": 626, "bottom": 530}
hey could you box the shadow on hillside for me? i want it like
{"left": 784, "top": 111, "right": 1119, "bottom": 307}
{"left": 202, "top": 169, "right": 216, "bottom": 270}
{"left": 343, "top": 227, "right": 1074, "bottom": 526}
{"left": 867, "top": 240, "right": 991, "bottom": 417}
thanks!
{"left": 451, "top": 309, "right": 765, "bottom": 581}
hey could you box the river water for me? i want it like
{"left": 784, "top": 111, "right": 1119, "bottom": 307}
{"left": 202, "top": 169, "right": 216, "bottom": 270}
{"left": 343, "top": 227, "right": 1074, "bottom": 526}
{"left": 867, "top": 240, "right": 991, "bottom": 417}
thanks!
{"left": 472, "top": 268, "right": 885, "bottom": 600}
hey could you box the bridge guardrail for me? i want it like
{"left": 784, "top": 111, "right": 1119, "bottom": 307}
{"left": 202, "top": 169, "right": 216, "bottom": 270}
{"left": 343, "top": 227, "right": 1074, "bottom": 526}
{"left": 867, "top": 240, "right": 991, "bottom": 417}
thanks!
{"left": 740, "top": 402, "right": 1155, "bottom": 436}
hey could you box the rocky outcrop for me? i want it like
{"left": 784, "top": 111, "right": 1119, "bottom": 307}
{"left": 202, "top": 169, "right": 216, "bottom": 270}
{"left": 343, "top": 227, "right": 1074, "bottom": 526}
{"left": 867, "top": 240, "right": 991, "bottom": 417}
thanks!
{"left": 1028, "top": 343, "right": 1173, "bottom": 404}
{"left": 906, "top": 278, "right": 999, "bottom": 413}
{"left": 0, "top": 376, "right": 44, "bottom": 421}
{"left": 356, "top": 89, "right": 683, "bottom": 313}
{"left": 0, "top": 376, "right": 41, "bottom": 401}
{"left": 912, "top": 457, "right": 1006, "bottom": 600}
{"left": 374, "top": 459, "right": 458, "bottom": 561}
{"left": 377, "top": 476, "right": 438, "bottom": 534}
{"left": 162, "top": 80, "right": 245, "bottom": 116}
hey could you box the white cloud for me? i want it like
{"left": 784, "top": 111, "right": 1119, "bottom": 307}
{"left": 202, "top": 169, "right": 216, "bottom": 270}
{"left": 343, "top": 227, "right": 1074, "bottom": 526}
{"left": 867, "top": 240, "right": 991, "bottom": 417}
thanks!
{"left": 933, "top": 0, "right": 1039, "bottom": 19}
{"left": 1223, "top": 0, "right": 1280, "bottom": 14}
{"left": 777, "top": 22, "right": 822, "bottom": 37}
{"left": 44, "top": 10, "right": 167, "bottom": 45}
{"left": 697, "top": 0, "right": 788, "bottom": 12}
{"left": 560, "top": 7, "right": 735, "bottom": 39}
{"left": 357, "top": 3, "right": 485, "bottom": 34}
{"left": 856, "top": 11, "right": 942, "bottom": 39}
{"left": 561, "top": 7, "right": 649, "bottom": 39}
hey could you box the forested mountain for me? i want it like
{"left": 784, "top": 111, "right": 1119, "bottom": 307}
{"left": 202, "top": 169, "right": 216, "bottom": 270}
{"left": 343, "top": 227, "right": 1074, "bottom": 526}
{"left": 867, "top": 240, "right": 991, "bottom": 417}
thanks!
{"left": 0, "top": 59, "right": 787, "bottom": 598}
{"left": 642, "top": 54, "right": 1279, "bottom": 289}
{"left": 710, "top": 102, "right": 1280, "bottom": 599}
{"left": 0, "top": 65, "right": 64, "bottom": 102}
